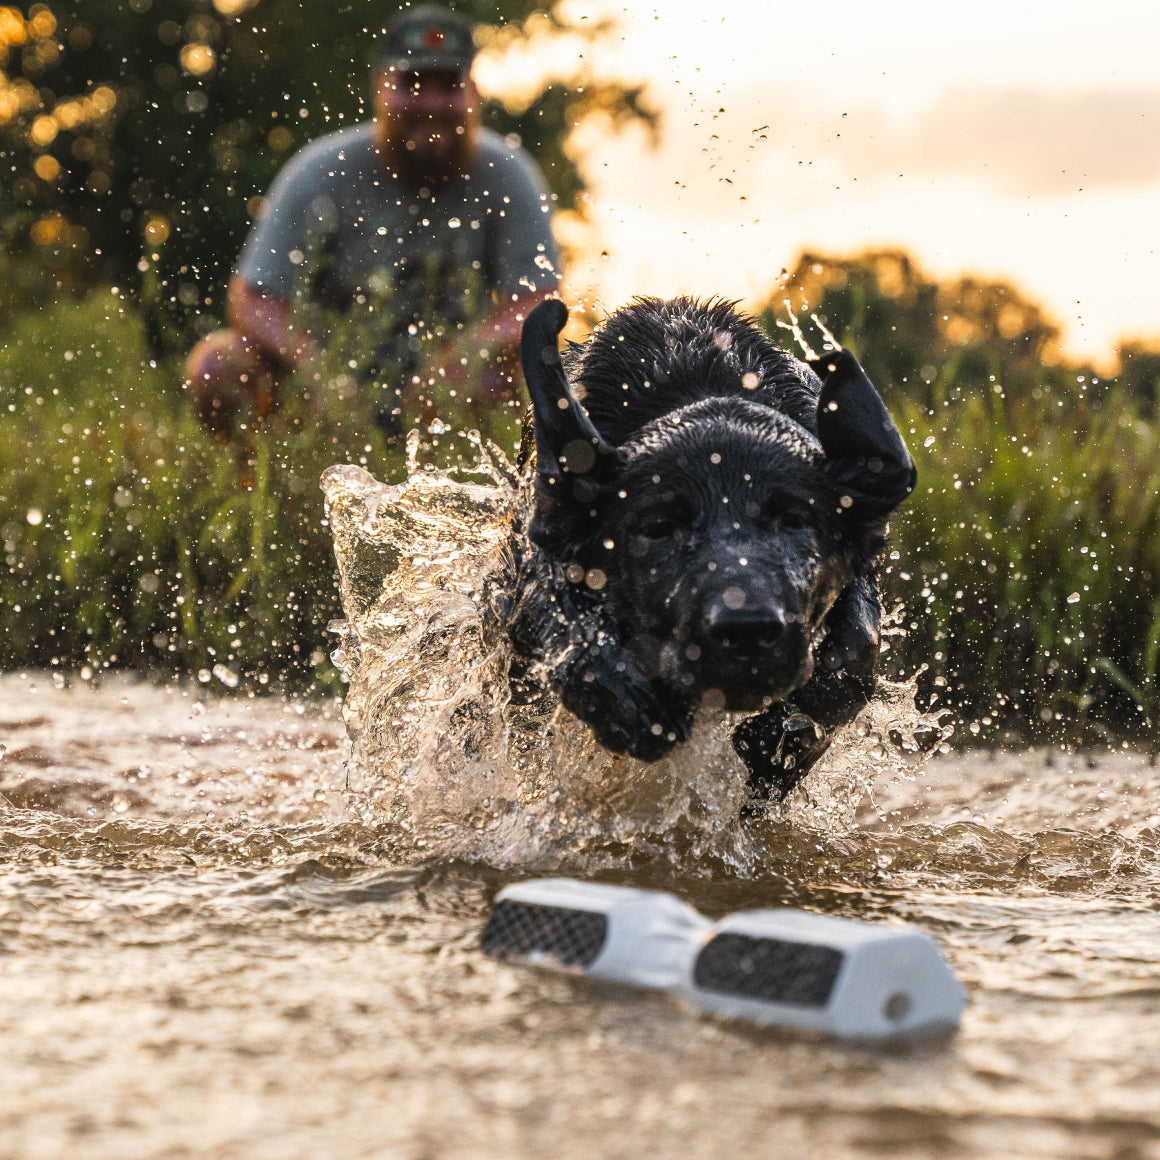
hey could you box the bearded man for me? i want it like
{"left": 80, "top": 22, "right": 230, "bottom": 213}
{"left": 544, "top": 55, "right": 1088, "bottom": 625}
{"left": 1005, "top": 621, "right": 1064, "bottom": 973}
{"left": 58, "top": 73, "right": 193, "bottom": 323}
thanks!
{"left": 185, "top": 4, "right": 562, "bottom": 438}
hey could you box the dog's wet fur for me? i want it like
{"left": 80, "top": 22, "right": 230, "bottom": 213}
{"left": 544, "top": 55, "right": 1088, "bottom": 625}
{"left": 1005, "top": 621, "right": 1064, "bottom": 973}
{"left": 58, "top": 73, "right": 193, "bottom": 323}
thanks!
{"left": 501, "top": 297, "right": 916, "bottom": 808}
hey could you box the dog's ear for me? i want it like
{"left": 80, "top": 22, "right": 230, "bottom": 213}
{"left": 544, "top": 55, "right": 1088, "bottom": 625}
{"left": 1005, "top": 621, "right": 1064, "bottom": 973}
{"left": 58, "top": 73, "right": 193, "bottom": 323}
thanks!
{"left": 521, "top": 299, "right": 621, "bottom": 477}
{"left": 520, "top": 299, "right": 625, "bottom": 553}
{"left": 810, "top": 349, "right": 916, "bottom": 519}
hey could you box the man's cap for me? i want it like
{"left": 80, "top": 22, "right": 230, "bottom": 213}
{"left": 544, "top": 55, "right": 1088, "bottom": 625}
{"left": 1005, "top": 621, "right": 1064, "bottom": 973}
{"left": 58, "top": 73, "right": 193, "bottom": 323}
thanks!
{"left": 381, "top": 5, "right": 476, "bottom": 74}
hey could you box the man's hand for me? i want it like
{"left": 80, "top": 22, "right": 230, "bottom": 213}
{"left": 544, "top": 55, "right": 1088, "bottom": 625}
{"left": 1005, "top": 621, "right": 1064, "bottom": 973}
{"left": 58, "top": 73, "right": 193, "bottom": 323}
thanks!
{"left": 185, "top": 277, "right": 314, "bottom": 439}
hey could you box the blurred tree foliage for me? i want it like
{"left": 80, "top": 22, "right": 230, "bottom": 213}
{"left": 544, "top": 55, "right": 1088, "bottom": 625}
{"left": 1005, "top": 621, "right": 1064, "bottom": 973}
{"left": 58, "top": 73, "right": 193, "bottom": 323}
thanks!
{"left": 1115, "top": 341, "right": 1160, "bottom": 417}
{"left": 0, "top": 0, "right": 658, "bottom": 348}
{"left": 761, "top": 250, "right": 1083, "bottom": 409}
{"left": 762, "top": 248, "right": 1160, "bottom": 426}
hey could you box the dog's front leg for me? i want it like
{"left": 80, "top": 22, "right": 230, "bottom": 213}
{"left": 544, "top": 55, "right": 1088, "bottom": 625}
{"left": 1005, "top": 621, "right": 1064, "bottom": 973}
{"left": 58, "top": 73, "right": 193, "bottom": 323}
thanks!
{"left": 553, "top": 626, "right": 696, "bottom": 762}
{"left": 732, "top": 703, "right": 835, "bottom": 810}
{"left": 732, "top": 571, "right": 881, "bottom": 809}
{"left": 507, "top": 565, "right": 695, "bottom": 761}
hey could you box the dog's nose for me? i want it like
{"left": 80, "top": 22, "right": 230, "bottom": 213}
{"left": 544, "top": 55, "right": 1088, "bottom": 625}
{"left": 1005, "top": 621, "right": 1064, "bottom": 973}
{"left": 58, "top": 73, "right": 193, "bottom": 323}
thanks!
{"left": 702, "top": 592, "right": 791, "bottom": 654}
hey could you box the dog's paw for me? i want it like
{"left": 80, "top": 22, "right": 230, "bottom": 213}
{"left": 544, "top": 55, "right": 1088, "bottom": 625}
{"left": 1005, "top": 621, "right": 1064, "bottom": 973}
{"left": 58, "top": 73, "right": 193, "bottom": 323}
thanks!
{"left": 557, "top": 662, "right": 693, "bottom": 762}
{"left": 732, "top": 704, "right": 832, "bottom": 814}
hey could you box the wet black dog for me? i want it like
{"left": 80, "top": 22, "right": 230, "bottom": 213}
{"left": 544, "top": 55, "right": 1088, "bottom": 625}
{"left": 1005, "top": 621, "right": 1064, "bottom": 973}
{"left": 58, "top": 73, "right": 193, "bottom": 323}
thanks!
{"left": 502, "top": 296, "right": 915, "bottom": 808}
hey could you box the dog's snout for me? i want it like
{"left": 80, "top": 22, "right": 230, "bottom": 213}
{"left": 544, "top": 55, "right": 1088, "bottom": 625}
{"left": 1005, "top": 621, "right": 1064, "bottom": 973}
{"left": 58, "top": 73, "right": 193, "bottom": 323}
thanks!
{"left": 703, "top": 590, "right": 792, "bottom": 653}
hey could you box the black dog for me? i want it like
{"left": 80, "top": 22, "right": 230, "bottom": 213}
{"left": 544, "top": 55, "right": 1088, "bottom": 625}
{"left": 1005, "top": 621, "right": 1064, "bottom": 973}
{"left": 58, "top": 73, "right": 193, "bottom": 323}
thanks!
{"left": 501, "top": 296, "right": 915, "bottom": 808}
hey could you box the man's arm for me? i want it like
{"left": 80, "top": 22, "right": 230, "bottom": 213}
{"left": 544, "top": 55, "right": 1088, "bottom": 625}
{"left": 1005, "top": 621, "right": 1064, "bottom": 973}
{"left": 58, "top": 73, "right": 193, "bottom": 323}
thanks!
{"left": 228, "top": 130, "right": 350, "bottom": 374}
{"left": 226, "top": 276, "right": 313, "bottom": 373}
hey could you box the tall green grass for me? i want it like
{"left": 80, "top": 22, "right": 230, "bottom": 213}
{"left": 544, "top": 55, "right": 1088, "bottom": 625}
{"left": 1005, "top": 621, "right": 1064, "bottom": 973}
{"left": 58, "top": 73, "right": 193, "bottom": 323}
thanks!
{"left": 0, "top": 289, "right": 520, "bottom": 690}
{"left": 886, "top": 369, "right": 1160, "bottom": 742}
{"left": 3, "top": 289, "right": 1160, "bottom": 742}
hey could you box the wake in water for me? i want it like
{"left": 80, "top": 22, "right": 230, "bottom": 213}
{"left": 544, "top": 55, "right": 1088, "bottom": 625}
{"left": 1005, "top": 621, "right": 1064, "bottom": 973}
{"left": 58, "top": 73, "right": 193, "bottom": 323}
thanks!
{"left": 322, "top": 436, "right": 951, "bottom": 871}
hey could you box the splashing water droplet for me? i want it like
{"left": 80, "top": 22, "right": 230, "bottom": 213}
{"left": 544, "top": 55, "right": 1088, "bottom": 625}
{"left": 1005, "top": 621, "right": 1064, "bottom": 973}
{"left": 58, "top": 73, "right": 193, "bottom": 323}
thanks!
{"left": 320, "top": 451, "right": 949, "bottom": 872}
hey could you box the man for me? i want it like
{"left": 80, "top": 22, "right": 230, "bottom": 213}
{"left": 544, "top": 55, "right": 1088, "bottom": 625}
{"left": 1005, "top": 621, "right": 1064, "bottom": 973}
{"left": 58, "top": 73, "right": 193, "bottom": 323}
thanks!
{"left": 185, "top": 4, "right": 562, "bottom": 438}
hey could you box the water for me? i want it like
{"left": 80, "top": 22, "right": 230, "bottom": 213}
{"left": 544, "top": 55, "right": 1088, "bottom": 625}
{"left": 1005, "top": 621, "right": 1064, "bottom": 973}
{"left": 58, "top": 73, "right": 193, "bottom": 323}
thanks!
{"left": 3, "top": 458, "right": 1160, "bottom": 1158}
{"left": 321, "top": 447, "right": 949, "bottom": 870}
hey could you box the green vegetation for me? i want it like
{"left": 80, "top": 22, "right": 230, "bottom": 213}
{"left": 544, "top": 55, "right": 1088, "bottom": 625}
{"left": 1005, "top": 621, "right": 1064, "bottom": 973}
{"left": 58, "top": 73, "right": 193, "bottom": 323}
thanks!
{"left": 0, "top": 287, "right": 501, "bottom": 692}
{"left": 763, "top": 251, "right": 1160, "bottom": 743}
{"left": 4, "top": 250, "right": 1160, "bottom": 747}
{"left": 888, "top": 364, "right": 1160, "bottom": 744}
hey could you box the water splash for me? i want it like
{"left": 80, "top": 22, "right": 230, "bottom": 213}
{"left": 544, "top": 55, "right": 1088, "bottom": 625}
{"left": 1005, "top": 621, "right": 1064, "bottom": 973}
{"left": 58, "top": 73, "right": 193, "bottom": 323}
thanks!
{"left": 321, "top": 444, "right": 950, "bottom": 871}
{"left": 774, "top": 299, "right": 819, "bottom": 361}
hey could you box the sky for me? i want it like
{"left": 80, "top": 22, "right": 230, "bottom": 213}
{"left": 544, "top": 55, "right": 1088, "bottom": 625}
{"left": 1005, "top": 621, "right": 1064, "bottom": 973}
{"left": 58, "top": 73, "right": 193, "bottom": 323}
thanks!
{"left": 479, "top": 0, "right": 1160, "bottom": 368}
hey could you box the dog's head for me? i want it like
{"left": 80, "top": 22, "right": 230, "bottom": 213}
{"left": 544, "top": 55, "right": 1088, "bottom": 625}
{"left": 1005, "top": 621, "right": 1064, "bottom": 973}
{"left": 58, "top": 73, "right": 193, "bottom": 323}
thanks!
{"left": 519, "top": 299, "right": 916, "bottom": 711}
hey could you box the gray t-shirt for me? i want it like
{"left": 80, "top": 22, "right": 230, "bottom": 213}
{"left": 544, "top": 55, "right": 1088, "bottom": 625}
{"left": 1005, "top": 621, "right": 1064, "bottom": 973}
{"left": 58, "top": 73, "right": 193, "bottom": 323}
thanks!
{"left": 236, "top": 122, "right": 561, "bottom": 337}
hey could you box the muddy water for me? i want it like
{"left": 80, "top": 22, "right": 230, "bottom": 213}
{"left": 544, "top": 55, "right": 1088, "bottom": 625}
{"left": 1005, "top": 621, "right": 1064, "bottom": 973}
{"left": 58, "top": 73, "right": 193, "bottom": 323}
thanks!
{"left": 2, "top": 671, "right": 1160, "bottom": 1160}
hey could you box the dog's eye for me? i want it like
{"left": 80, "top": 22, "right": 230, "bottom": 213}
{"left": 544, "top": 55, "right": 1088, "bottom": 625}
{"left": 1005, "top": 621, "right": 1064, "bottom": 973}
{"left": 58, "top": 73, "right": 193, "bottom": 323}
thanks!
{"left": 758, "top": 503, "right": 810, "bottom": 532}
{"left": 638, "top": 515, "right": 678, "bottom": 539}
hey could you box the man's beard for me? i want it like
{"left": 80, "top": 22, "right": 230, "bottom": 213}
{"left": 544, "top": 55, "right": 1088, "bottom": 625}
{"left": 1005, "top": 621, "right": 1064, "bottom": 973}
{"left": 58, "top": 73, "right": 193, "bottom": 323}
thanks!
{"left": 385, "top": 115, "right": 477, "bottom": 188}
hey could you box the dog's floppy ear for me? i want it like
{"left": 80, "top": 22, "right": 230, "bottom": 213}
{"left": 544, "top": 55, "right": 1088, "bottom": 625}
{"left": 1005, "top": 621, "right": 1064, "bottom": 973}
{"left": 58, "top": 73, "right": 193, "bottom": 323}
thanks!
{"left": 810, "top": 349, "right": 917, "bottom": 519}
{"left": 521, "top": 299, "right": 621, "bottom": 477}
{"left": 520, "top": 299, "right": 624, "bottom": 553}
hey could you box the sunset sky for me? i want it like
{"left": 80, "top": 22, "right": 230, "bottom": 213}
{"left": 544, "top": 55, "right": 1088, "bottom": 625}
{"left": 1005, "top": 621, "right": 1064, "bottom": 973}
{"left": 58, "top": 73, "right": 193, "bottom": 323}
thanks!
{"left": 481, "top": 0, "right": 1160, "bottom": 368}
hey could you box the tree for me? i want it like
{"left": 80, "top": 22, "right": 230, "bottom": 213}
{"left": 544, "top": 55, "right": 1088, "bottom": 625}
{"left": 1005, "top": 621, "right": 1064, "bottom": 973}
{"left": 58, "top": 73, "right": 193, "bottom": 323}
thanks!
{"left": 759, "top": 249, "right": 1067, "bottom": 407}
{"left": 1115, "top": 341, "right": 1160, "bottom": 416}
{"left": 0, "top": 0, "right": 658, "bottom": 347}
